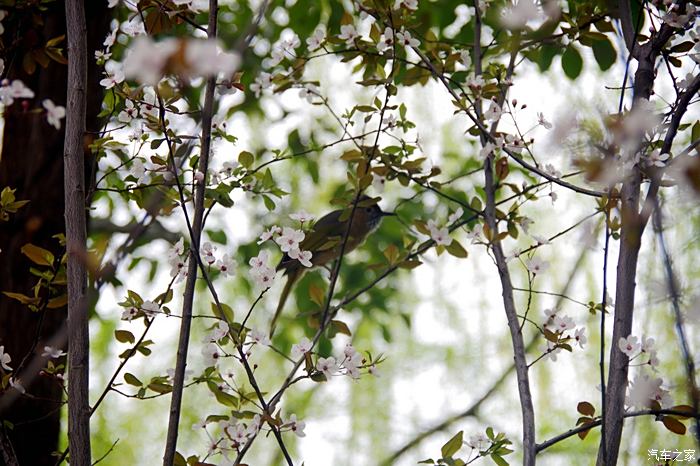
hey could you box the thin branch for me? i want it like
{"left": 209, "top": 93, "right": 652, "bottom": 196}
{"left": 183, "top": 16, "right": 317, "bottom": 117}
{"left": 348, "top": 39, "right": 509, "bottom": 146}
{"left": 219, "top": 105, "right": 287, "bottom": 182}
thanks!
{"left": 538, "top": 408, "right": 697, "bottom": 453}
{"left": 162, "top": 1, "right": 220, "bottom": 463}
{"left": 652, "top": 196, "right": 700, "bottom": 448}
{"left": 384, "top": 219, "right": 599, "bottom": 463}
{"left": 599, "top": 207, "right": 611, "bottom": 461}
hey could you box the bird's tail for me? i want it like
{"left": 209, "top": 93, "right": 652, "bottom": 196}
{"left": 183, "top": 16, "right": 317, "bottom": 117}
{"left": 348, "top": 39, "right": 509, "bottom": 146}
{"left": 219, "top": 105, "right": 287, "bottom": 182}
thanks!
{"left": 269, "top": 268, "right": 301, "bottom": 337}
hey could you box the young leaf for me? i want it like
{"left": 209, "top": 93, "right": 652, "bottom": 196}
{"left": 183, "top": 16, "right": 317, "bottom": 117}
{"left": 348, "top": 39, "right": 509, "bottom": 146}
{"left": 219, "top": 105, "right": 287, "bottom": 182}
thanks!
{"left": 115, "top": 330, "right": 136, "bottom": 344}
{"left": 124, "top": 372, "right": 142, "bottom": 386}
{"left": 662, "top": 416, "right": 686, "bottom": 435}
{"left": 441, "top": 430, "right": 463, "bottom": 458}
{"left": 577, "top": 401, "right": 596, "bottom": 417}
{"left": 446, "top": 240, "right": 468, "bottom": 258}
{"left": 21, "top": 244, "right": 54, "bottom": 266}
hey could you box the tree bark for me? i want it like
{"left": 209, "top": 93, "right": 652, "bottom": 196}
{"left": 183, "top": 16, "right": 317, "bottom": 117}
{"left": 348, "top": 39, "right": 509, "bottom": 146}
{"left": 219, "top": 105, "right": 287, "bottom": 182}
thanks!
{"left": 64, "top": 0, "right": 91, "bottom": 463}
{"left": 0, "top": 2, "right": 108, "bottom": 465}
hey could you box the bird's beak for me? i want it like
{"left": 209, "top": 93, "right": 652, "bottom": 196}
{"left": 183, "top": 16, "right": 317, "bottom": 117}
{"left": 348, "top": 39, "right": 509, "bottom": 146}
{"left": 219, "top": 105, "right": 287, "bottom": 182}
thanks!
{"left": 381, "top": 211, "right": 397, "bottom": 217}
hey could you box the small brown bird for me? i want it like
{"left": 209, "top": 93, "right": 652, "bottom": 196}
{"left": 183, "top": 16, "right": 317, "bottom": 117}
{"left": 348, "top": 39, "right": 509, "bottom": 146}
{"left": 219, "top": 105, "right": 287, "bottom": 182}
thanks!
{"left": 270, "top": 196, "right": 394, "bottom": 336}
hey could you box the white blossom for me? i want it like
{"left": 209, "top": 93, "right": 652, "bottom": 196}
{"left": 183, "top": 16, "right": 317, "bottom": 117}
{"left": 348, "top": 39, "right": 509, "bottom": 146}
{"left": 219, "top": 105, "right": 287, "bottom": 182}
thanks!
{"left": 42, "top": 99, "right": 66, "bottom": 129}
{"left": 338, "top": 24, "right": 359, "bottom": 45}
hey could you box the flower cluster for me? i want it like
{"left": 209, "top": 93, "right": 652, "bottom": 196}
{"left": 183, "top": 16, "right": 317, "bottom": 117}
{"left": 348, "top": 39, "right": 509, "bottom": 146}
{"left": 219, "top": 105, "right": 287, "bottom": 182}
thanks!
{"left": 168, "top": 238, "right": 189, "bottom": 283}
{"left": 200, "top": 241, "right": 237, "bottom": 277}
{"left": 618, "top": 334, "right": 659, "bottom": 368}
{"left": 426, "top": 207, "right": 463, "bottom": 246}
{"left": 255, "top": 211, "right": 316, "bottom": 272}
{"left": 292, "top": 338, "right": 378, "bottom": 380}
{"left": 626, "top": 372, "right": 672, "bottom": 409}
{"left": 542, "top": 309, "right": 587, "bottom": 362}
{"left": 248, "top": 250, "right": 277, "bottom": 289}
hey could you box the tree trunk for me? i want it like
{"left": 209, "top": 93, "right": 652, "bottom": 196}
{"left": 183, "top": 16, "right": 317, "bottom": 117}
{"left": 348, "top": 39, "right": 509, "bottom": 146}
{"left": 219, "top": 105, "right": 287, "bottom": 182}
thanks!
{"left": 0, "top": 2, "right": 108, "bottom": 464}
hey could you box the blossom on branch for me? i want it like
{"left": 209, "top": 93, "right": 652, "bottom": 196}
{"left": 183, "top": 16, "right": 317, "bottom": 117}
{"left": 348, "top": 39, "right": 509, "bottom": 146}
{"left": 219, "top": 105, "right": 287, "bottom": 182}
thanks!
{"left": 291, "top": 337, "right": 312, "bottom": 359}
{"left": 338, "top": 24, "right": 359, "bottom": 45}
{"left": 618, "top": 335, "right": 640, "bottom": 357}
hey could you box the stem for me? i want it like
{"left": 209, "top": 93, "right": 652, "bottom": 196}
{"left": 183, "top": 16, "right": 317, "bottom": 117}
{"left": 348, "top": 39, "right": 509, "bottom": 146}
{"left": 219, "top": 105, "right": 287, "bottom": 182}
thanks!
{"left": 64, "top": 0, "right": 91, "bottom": 464}
{"left": 162, "top": 1, "right": 219, "bottom": 463}
{"left": 484, "top": 155, "right": 536, "bottom": 465}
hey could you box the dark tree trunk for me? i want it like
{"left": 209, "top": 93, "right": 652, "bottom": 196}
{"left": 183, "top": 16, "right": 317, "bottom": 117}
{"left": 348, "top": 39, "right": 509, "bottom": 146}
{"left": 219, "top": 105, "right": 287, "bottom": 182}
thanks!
{"left": 0, "top": 2, "right": 109, "bottom": 465}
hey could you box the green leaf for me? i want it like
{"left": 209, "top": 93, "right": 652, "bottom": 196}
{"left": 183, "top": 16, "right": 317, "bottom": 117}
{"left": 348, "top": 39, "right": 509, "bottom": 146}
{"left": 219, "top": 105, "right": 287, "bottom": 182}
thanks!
{"left": 491, "top": 453, "right": 510, "bottom": 466}
{"left": 330, "top": 319, "right": 352, "bottom": 337}
{"left": 147, "top": 382, "right": 173, "bottom": 394}
{"left": 262, "top": 195, "right": 276, "bottom": 211}
{"left": 441, "top": 430, "right": 463, "bottom": 458}
{"left": 21, "top": 243, "right": 54, "bottom": 266}
{"left": 591, "top": 38, "right": 615, "bottom": 71}
{"left": 670, "top": 41, "right": 694, "bottom": 53}
{"left": 446, "top": 240, "right": 468, "bottom": 258}
{"left": 115, "top": 329, "right": 136, "bottom": 344}
{"left": 173, "top": 452, "right": 187, "bottom": 466}
{"left": 47, "top": 294, "right": 67, "bottom": 309}
{"left": 537, "top": 44, "right": 559, "bottom": 72}
{"left": 124, "top": 372, "right": 142, "bottom": 386}
{"left": 561, "top": 46, "right": 583, "bottom": 80}
{"left": 238, "top": 151, "right": 254, "bottom": 168}
{"left": 211, "top": 302, "right": 234, "bottom": 323}
{"left": 692, "top": 121, "right": 700, "bottom": 146}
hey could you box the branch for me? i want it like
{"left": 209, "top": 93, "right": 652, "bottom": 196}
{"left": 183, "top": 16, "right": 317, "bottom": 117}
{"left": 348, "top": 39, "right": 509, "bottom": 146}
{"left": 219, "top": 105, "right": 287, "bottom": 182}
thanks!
{"left": 162, "top": 1, "right": 220, "bottom": 463}
{"left": 538, "top": 408, "right": 698, "bottom": 453}
{"left": 409, "top": 43, "right": 605, "bottom": 198}
{"left": 64, "top": 0, "right": 91, "bottom": 464}
{"left": 383, "top": 217, "right": 600, "bottom": 464}
{"left": 617, "top": 0, "right": 637, "bottom": 54}
{"left": 639, "top": 73, "right": 700, "bottom": 229}
{"left": 652, "top": 197, "right": 700, "bottom": 448}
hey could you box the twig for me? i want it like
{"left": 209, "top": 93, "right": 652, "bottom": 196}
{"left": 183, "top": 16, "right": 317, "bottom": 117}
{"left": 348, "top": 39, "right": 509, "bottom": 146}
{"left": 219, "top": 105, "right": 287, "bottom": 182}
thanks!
{"left": 92, "top": 439, "right": 119, "bottom": 465}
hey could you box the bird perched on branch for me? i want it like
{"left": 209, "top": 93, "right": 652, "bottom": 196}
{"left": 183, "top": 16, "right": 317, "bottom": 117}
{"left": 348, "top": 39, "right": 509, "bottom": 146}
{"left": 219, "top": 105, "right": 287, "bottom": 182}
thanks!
{"left": 270, "top": 195, "right": 394, "bottom": 336}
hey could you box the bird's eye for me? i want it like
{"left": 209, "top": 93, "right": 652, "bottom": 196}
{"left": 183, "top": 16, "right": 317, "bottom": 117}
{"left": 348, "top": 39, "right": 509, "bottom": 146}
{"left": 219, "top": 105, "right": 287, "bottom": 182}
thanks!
{"left": 365, "top": 207, "right": 373, "bottom": 213}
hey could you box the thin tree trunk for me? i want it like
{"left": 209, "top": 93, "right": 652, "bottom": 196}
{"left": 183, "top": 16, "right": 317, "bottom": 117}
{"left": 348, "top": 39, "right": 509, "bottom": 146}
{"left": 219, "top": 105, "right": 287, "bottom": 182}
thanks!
{"left": 64, "top": 0, "right": 90, "bottom": 464}
{"left": 162, "top": 1, "right": 219, "bottom": 463}
{"left": 0, "top": 2, "right": 108, "bottom": 464}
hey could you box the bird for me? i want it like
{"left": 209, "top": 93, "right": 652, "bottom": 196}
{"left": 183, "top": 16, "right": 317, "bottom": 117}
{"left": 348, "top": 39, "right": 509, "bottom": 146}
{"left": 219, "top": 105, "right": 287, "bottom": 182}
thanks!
{"left": 269, "top": 195, "right": 394, "bottom": 336}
